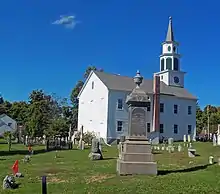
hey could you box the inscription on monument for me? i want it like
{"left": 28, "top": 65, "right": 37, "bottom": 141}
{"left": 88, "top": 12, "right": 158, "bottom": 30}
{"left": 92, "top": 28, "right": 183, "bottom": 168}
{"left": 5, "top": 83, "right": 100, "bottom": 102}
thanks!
{"left": 130, "top": 108, "right": 146, "bottom": 136}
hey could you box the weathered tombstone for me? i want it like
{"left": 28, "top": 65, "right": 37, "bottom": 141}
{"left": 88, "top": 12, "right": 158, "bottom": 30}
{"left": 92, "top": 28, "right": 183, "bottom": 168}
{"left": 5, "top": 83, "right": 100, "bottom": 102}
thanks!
{"left": 168, "top": 138, "right": 173, "bottom": 145}
{"left": 217, "top": 124, "right": 220, "bottom": 146}
{"left": 213, "top": 134, "right": 217, "bottom": 146}
{"left": 188, "top": 148, "right": 196, "bottom": 157}
{"left": 187, "top": 135, "right": 191, "bottom": 142}
{"left": 116, "top": 71, "right": 157, "bottom": 175}
{"left": 88, "top": 138, "right": 103, "bottom": 160}
{"left": 183, "top": 135, "right": 186, "bottom": 143}
{"left": 78, "top": 126, "right": 84, "bottom": 150}
{"left": 209, "top": 156, "right": 214, "bottom": 164}
{"left": 2, "top": 176, "right": 17, "bottom": 189}
{"left": 178, "top": 144, "right": 182, "bottom": 152}
{"left": 157, "top": 146, "right": 160, "bottom": 151}
{"left": 161, "top": 145, "right": 165, "bottom": 151}
{"left": 166, "top": 146, "right": 169, "bottom": 151}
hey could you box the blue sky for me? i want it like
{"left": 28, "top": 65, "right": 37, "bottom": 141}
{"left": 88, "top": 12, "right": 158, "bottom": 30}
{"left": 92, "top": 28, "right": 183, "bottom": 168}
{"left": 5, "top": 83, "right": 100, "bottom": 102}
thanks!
{"left": 0, "top": 0, "right": 219, "bottom": 107}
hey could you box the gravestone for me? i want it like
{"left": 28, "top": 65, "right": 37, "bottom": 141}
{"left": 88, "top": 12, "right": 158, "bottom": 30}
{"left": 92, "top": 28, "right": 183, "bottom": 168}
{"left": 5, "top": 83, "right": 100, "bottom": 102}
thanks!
{"left": 2, "top": 176, "right": 17, "bottom": 189}
{"left": 209, "top": 156, "right": 214, "bottom": 164}
{"left": 78, "top": 126, "right": 84, "bottom": 150}
{"left": 187, "top": 135, "right": 191, "bottom": 142}
{"left": 213, "top": 134, "right": 217, "bottom": 146}
{"left": 183, "top": 135, "right": 186, "bottom": 143}
{"left": 188, "top": 148, "right": 196, "bottom": 157}
{"left": 178, "top": 144, "right": 182, "bottom": 152}
{"left": 217, "top": 124, "right": 220, "bottom": 146}
{"left": 116, "top": 71, "right": 157, "bottom": 175}
{"left": 88, "top": 138, "right": 103, "bottom": 160}
{"left": 168, "top": 138, "right": 173, "bottom": 145}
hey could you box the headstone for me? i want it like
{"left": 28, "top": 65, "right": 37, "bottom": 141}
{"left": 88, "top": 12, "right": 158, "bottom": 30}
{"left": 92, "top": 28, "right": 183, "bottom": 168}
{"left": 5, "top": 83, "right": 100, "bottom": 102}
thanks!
{"left": 171, "top": 146, "right": 174, "bottom": 152}
{"left": 166, "top": 146, "right": 169, "bottom": 151}
{"left": 2, "top": 176, "right": 17, "bottom": 189}
{"left": 157, "top": 146, "right": 160, "bottom": 151}
{"left": 178, "top": 144, "right": 182, "bottom": 152}
{"left": 168, "top": 138, "right": 173, "bottom": 145}
{"left": 183, "top": 135, "right": 186, "bottom": 143}
{"left": 218, "top": 157, "right": 220, "bottom": 166}
{"left": 23, "top": 155, "right": 30, "bottom": 163}
{"left": 78, "top": 126, "right": 84, "bottom": 150}
{"left": 161, "top": 146, "right": 165, "bottom": 151}
{"left": 88, "top": 138, "right": 103, "bottom": 160}
{"left": 213, "top": 135, "right": 217, "bottom": 146}
{"left": 209, "top": 156, "right": 214, "bottom": 164}
{"left": 187, "top": 135, "right": 191, "bottom": 142}
{"left": 189, "top": 143, "right": 192, "bottom": 148}
{"left": 116, "top": 71, "right": 157, "bottom": 175}
{"left": 188, "top": 148, "right": 196, "bottom": 157}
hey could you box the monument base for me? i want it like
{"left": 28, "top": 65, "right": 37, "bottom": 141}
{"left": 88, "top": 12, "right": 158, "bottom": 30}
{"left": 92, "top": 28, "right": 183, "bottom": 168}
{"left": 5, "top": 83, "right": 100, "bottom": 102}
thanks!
{"left": 116, "top": 139, "right": 157, "bottom": 175}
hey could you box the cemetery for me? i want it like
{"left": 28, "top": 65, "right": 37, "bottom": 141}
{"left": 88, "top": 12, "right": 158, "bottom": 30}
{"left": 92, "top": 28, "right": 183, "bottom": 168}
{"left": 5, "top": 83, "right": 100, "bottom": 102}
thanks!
{"left": 0, "top": 141, "right": 220, "bottom": 193}
{"left": 0, "top": 72, "right": 220, "bottom": 194}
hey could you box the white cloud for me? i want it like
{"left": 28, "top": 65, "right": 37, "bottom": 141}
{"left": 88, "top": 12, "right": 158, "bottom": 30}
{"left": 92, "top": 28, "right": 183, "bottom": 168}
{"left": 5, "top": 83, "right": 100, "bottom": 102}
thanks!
{"left": 52, "top": 15, "right": 79, "bottom": 29}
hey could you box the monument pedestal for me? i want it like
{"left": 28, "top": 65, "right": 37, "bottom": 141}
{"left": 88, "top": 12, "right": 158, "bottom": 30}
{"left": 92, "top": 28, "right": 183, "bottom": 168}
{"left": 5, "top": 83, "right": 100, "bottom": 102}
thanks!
{"left": 116, "top": 139, "right": 157, "bottom": 175}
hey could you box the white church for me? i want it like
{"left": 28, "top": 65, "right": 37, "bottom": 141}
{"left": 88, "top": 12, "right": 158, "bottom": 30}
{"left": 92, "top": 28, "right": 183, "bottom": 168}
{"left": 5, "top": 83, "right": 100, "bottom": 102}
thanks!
{"left": 77, "top": 17, "right": 197, "bottom": 143}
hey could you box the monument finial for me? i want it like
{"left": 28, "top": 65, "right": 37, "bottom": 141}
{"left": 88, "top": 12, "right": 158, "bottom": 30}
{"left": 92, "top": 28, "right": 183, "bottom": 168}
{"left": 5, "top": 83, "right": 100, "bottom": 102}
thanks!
{"left": 134, "top": 70, "right": 143, "bottom": 88}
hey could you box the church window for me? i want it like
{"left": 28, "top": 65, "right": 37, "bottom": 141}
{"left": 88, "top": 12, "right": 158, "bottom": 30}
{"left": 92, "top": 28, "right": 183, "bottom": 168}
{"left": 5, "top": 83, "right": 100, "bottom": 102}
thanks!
{"left": 168, "top": 46, "right": 171, "bottom": 52}
{"left": 188, "top": 106, "right": 192, "bottom": 115}
{"left": 117, "top": 121, "right": 123, "bottom": 132}
{"left": 147, "top": 102, "right": 151, "bottom": 111}
{"left": 160, "top": 124, "right": 164, "bottom": 133}
{"left": 174, "top": 58, "right": 179, "bottom": 71}
{"left": 117, "top": 99, "right": 123, "bottom": 110}
{"left": 92, "top": 81, "right": 94, "bottom": 89}
{"left": 166, "top": 58, "right": 172, "bottom": 70}
{"left": 174, "top": 104, "right": 178, "bottom": 114}
{"left": 173, "top": 46, "right": 176, "bottom": 52}
{"left": 147, "top": 123, "right": 151, "bottom": 133}
{"left": 188, "top": 125, "right": 192, "bottom": 134}
{"left": 161, "top": 59, "right": 164, "bottom": 71}
{"left": 174, "top": 124, "right": 178, "bottom": 134}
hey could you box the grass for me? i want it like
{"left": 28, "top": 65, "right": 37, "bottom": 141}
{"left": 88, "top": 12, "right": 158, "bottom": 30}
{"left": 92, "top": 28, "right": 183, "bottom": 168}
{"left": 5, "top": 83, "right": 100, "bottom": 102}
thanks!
{"left": 0, "top": 142, "right": 220, "bottom": 194}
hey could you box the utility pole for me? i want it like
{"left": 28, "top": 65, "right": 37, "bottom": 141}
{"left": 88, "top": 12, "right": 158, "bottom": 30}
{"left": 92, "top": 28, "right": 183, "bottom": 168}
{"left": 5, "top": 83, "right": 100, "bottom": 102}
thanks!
{"left": 207, "top": 105, "right": 210, "bottom": 140}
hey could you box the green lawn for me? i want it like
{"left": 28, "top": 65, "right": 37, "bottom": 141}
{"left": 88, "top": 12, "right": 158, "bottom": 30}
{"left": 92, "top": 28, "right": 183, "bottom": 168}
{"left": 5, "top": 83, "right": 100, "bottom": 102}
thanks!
{"left": 0, "top": 142, "right": 220, "bottom": 194}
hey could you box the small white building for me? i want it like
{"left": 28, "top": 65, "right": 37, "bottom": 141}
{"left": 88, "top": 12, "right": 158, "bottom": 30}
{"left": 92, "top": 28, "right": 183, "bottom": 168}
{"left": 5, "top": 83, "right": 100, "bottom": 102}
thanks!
{"left": 0, "top": 114, "right": 17, "bottom": 135}
{"left": 77, "top": 17, "right": 197, "bottom": 143}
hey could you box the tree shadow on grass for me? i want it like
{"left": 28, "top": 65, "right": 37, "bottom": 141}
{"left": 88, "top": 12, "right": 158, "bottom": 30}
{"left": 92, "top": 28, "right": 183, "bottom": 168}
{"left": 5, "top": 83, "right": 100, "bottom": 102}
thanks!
{"left": 158, "top": 163, "right": 213, "bottom": 175}
{"left": 0, "top": 148, "right": 69, "bottom": 157}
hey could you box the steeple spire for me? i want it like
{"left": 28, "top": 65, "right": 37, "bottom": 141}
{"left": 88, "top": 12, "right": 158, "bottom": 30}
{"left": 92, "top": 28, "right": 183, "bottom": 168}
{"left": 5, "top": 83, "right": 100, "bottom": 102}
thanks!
{"left": 166, "top": 16, "right": 174, "bottom": 42}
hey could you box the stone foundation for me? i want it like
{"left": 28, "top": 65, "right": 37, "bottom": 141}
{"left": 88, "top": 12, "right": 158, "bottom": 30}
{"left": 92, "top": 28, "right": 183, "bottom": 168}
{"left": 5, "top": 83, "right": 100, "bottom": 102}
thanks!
{"left": 116, "top": 139, "right": 157, "bottom": 175}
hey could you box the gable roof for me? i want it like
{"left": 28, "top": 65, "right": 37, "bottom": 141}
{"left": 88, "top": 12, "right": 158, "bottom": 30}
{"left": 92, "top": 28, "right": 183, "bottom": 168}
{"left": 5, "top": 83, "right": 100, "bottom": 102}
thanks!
{"left": 94, "top": 71, "right": 197, "bottom": 100}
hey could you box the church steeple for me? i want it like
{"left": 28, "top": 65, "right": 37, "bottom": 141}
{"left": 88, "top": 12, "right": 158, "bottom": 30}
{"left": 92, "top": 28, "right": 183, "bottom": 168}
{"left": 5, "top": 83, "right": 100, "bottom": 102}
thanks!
{"left": 155, "top": 16, "right": 186, "bottom": 88}
{"left": 166, "top": 16, "right": 174, "bottom": 42}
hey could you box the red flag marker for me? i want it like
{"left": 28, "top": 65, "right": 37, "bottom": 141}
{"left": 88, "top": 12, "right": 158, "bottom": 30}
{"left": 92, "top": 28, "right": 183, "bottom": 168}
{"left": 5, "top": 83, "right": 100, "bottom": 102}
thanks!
{"left": 12, "top": 160, "right": 19, "bottom": 175}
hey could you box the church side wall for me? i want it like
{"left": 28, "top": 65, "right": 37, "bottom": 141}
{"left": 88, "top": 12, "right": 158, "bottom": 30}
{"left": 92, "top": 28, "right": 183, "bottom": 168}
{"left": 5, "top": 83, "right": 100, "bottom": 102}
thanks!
{"left": 159, "top": 95, "right": 197, "bottom": 141}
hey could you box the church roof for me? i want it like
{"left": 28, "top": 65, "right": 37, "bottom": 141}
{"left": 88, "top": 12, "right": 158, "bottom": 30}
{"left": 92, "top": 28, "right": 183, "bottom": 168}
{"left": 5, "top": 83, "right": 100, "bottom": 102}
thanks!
{"left": 94, "top": 71, "right": 197, "bottom": 100}
{"left": 166, "top": 16, "right": 174, "bottom": 42}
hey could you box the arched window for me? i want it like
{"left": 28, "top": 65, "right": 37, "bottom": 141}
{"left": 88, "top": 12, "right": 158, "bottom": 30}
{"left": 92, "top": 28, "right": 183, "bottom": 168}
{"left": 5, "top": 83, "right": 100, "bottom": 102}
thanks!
{"left": 174, "top": 58, "right": 179, "bottom": 71}
{"left": 166, "top": 58, "right": 172, "bottom": 70}
{"left": 161, "top": 59, "right": 164, "bottom": 71}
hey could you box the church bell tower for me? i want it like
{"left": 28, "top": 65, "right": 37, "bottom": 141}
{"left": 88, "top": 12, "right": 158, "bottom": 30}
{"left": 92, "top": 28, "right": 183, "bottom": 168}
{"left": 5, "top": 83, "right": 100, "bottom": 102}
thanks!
{"left": 155, "top": 17, "right": 185, "bottom": 88}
